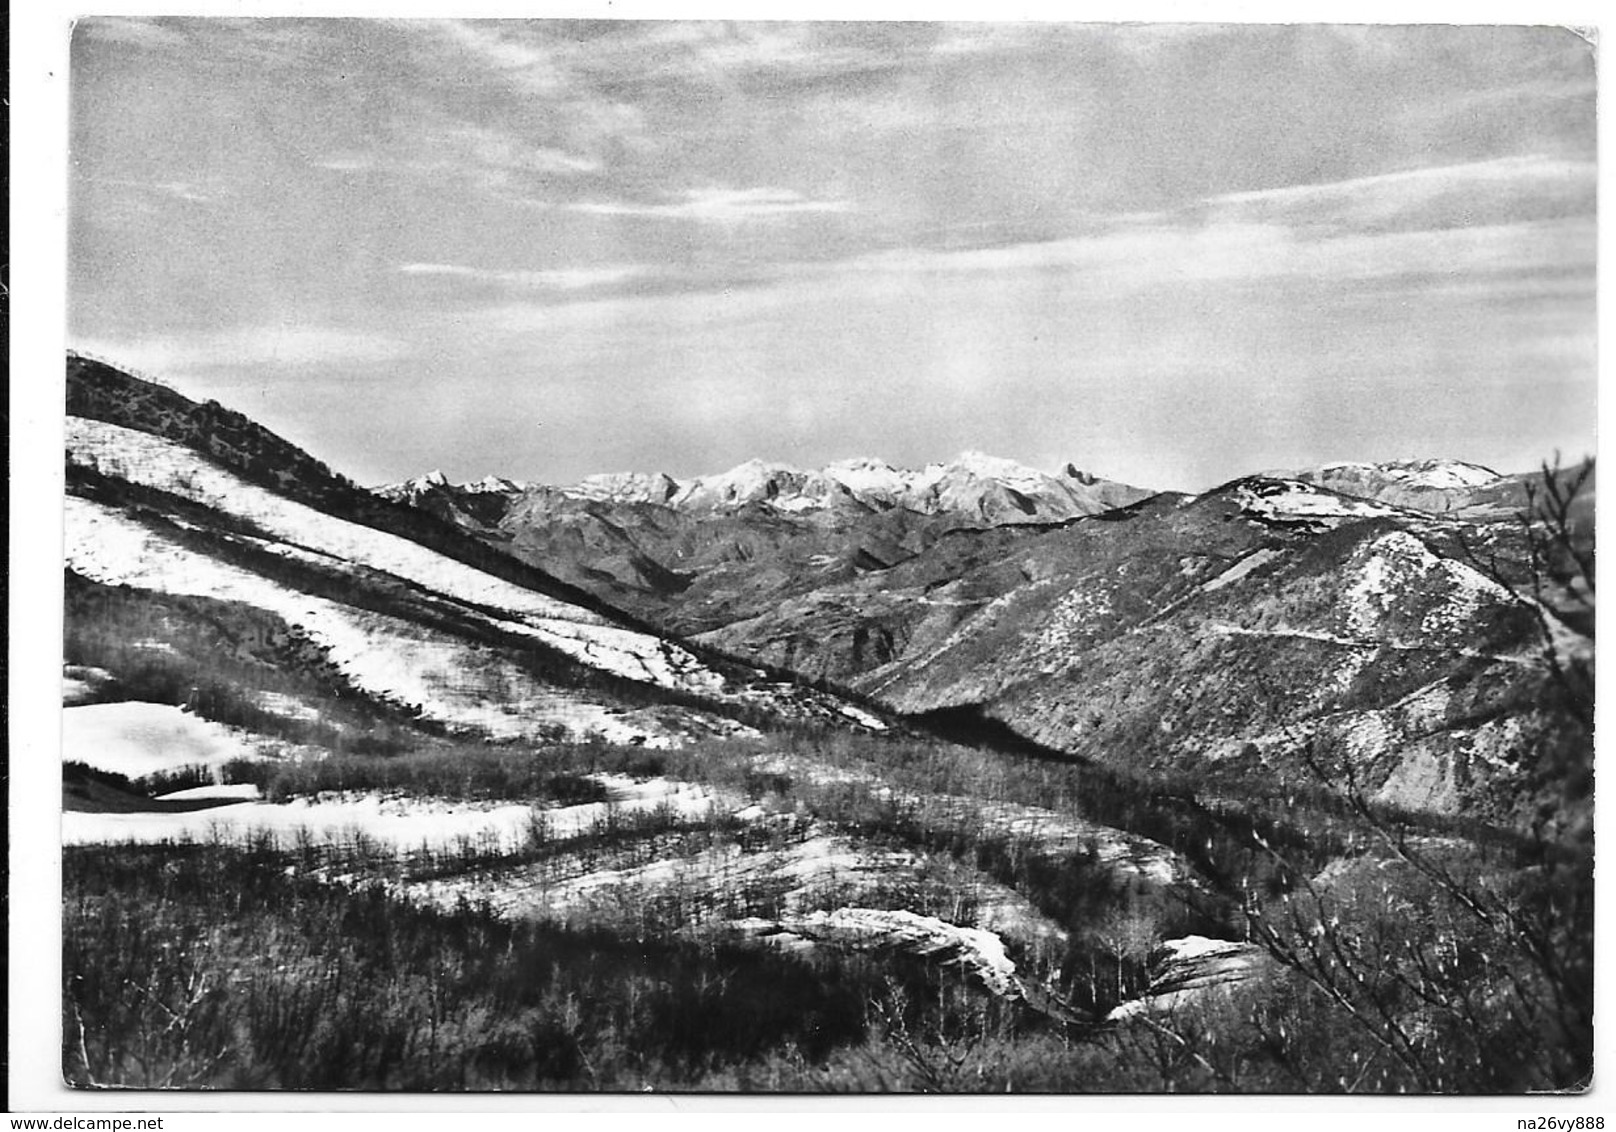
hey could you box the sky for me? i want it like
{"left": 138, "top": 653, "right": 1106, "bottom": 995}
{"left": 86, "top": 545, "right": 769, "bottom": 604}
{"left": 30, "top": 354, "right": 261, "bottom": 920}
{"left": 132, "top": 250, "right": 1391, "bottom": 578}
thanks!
{"left": 67, "top": 18, "right": 1597, "bottom": 491}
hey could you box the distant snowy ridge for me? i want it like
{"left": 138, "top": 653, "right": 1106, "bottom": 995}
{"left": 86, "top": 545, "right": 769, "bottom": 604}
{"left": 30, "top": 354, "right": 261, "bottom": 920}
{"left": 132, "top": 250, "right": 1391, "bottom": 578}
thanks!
{"left": 1316, "top": 458, "right": 1502, "bottom": 491}
{"left": 375, "top": 469, "right": 532, "bottom": 502}
{"left": 1276, "top": 458, "right": 1511, "bottom": 514}
{"left": 380, "top": 450, "right": 1149, "bottom": 522}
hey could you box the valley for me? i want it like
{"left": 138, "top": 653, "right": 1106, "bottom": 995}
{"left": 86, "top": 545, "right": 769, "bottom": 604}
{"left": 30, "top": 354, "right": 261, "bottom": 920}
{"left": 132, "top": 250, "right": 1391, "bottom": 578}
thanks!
{"left": 60, "top": 353, "right": 1594, "bottom": 1094}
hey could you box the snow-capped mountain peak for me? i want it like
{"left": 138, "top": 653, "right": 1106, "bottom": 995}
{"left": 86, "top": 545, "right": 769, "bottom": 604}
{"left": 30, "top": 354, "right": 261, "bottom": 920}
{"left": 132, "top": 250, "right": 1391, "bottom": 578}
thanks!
{"left": 671, "top": 459, "right": 841, "bottom": 511}
{"left": 822, "top": 457, "right": 909, "bottom": 505}
{"left": 465, "top": 475, "right": 525, "bottom": 494}
{"left": 383, "top": 450, "right": 1149, "bottom": 525}
{"left": 565, "top": 471, "right": 681, "bottom": 505}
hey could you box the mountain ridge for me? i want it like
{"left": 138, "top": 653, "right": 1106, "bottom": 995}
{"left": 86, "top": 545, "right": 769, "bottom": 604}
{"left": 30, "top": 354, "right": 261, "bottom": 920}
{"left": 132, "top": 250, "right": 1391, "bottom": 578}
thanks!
{"left": 378, "top": 448, "right": 1153, "bottom": 523}
{"left": 64, "top": 352, "right": 1592, "bottom": 826}
{"left": 64, "top": 355, "right": 897, "bottom": 747}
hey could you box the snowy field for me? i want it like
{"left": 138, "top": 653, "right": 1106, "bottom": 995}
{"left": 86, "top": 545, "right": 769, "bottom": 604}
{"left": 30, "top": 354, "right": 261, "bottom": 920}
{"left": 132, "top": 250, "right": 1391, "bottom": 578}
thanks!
{"left": 63, "top": 701, "right": 274, "bottom": 778}
{"left": 65, "top": 496, "right": 732, "bottom": 746}
{"left": 68, "top": 417, "right": 726, "bottom": 695}
{"left": 61, "top": 773, "right": 724, "bottom": 851}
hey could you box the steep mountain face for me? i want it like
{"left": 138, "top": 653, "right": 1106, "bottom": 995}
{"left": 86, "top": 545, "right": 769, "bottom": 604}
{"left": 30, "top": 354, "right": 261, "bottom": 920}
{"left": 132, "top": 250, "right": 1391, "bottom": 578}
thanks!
{"left": 63, "top": 358, "right": 891, "bottom": 749}
{"left": 375, "top": 453, "right": 1152, "bottom": 635}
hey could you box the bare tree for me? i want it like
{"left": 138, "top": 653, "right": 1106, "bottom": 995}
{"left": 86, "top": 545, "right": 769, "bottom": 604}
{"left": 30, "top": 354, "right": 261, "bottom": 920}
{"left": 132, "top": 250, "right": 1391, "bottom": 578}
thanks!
{"left": 1235, "top": 457, "right": 1594, "bottom": 1092}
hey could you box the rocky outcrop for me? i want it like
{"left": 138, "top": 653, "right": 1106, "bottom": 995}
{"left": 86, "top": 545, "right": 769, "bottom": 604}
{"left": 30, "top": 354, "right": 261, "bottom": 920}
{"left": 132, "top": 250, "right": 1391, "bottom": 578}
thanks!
{"left": 1107, "top": 936, "right": 1274, "bottom": 1021}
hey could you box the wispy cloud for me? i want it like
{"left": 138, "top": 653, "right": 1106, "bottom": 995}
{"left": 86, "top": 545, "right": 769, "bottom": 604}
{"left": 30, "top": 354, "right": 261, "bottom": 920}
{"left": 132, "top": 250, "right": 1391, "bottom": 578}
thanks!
{"left": 150, "top": 181, "right": 215, "bottom": 204}
{"left": 1397, "top": 76, "right": 1598, "bottom": 129}
{"left": 828, "top": 153, "right": 1594, "bottom": 296}
{"left": 72, "top": 326, "right": 408, "bottom": 376}
{"left": 398, "top": 262, "right": 646, "bottom": 290}
{"left": 1205, "top": 154, "right": 1596, "bottom": 231}
{"left": 429, "top": 19, "right": 568, "bottom": 94}
{"left": 311, "top": 155, "right": 377, "bottom": 173}
{"left": 841, "top": 216, "right": 1594, "bottom": 295}
{"left": 79, "top": 176, "right": 225, "bottom": 206}
{"left": 308, "top": 119, "right": 598, "bottom": 201}
{"left": 435, "top": 121, "right": 601, "bottom": 176}
{"left": 410, "top": 21, "right": 648, "bottom": 155}
{"left": 569, "top": 186, "right": 853, "bottom": 223}
{"left": 75, "top": 16, "right": 190, "bottom": 50}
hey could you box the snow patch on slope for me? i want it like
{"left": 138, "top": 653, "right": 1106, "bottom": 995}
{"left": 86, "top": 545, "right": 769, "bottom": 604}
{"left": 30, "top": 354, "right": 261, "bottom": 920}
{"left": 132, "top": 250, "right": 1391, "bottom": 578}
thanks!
{"left": 1342, "top": 530, "right": 1520, "bottom": 641}
{"left": 64, "top": 497, "right": 718, "bottom": 744}
{"left": 62, "top": 774, "right": 721, "bottom": 852}
{"left": 1108, "top": 936, "right": 1272, "bottom": 1021}
{"left": 791, "top": 908, "right": 1022, "bottom": 998}
{"left": 1201, "top": 548, "right": 1282, "bottom": 594}
{"left": 1320, "top": 459, "right": 1501, "bottom": 491}
{"left": 1231, "top": 478, "right": 1400, "bottom": 524}
{"left": 63, "top": 701, "right": 271, "bottom": 778}
{"left": 67, "top": 417, "right": 730, "bottom": 698}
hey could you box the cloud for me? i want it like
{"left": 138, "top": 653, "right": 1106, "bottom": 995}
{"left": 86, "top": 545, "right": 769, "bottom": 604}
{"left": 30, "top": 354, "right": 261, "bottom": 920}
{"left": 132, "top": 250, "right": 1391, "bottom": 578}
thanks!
{"left": 409, "top": 21, "right": 648, "bottom": 155}
{"left": 429, "top": 20, "right": 568, "bottom": 95}
{"left": 821, "top": 153, "right": 1594, "bottom": 300}
{"left": 149, "top": 181, "right": 215, "bottom": 204}
{"left": 312, "top": 155, "right": 377, "bottom": 173}
{"left": 840, "top": 215, "right": 1593, "bottom": 295}
{"left": 569, "top": 186, "right": 853, "bottom": 223}
{"left": 75, "top": 16, "right": 190, "bottom": 50}
{"left": 435, "top": 121, "right": 600, "bottom": 176}
{"left": 1205, "top": 154, "right": 1596, "bottom": 231}
{"left": 78, "top": 176, "right": 225, "bottom": 206}
{"left": 1397, "top": 76, "right": 1598, "bottom": 129}
{"left": 308, "top": 119, "right": 599, "bottom": 202}
{"left": 72, "top": 326, "right": 409, "bottom": 377}
{"left": 398, "top": 262, "right": 646, "bottom": 290}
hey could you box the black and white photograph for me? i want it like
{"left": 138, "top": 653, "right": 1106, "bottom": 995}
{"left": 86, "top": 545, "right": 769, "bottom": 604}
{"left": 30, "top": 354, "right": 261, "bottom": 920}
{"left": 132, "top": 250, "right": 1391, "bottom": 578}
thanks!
{"left": 24, "top": 9, "right": 1600, "bottom": 1101}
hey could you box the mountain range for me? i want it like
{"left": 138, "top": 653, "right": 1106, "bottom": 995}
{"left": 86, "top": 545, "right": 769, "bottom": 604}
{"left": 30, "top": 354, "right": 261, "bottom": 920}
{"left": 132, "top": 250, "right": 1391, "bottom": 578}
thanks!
{"left": 65, "top": 346, "right": 1591, "bottom": 827}
{"left": 64, "top": 352, "right": 891, "bottom": 752}
{"left": 375, "top": 447, "right": 1591, "bottom": 826}
{"left": 59, "top": 351, "right": 1595, "bottom": 1090}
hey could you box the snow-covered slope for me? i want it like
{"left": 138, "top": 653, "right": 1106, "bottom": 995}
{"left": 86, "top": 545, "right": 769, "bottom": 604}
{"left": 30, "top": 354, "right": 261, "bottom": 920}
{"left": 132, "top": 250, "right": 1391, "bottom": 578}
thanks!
{"left": 63, "top": 701, "right": 273, "bottom": 778}
{"left": 1226, "top": 477, "right": 1403, "bottom": 525}
{"left": 1351, "top": 459, "right": 1501, "bottom": 491}
{"left": 62, "top": 774, "right": 722, "bottom": 852}
{"left": 1290, "top": 459, "right": 1508, "bottom": 514}
{"left": 69, "top": 418, "right": 726, "bottom": 690}
{"left": 66, "top": 414, "right": 885, "bottom": 742}
{"left": 1107, "top": 936, "right": 1274, "bottom": 1021}
{"left": 64, "top": 495, "right": 726, "bottom": 744}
